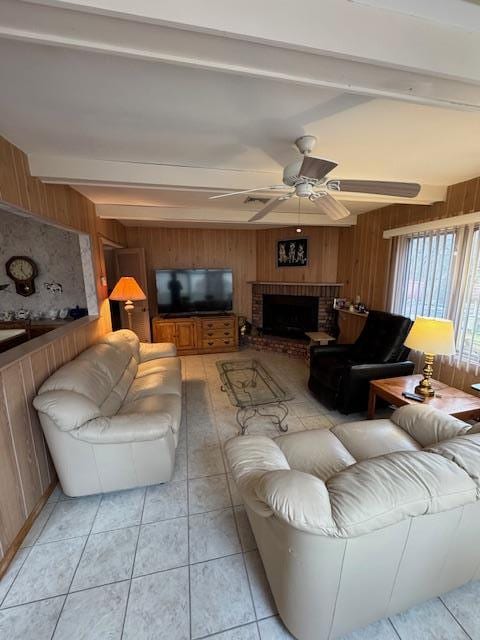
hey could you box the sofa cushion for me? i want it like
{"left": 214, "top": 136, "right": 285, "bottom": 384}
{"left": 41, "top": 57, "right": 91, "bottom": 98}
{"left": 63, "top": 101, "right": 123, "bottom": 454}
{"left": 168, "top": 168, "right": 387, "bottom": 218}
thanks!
{"left": 137, "top": 357, "right": 181, "bottom": 379}
{"left": 98, "top": 329, "right": 140, "bottom": 362}
{"left": 119, "top": 393, "right": 182, "bottom": 433}
{"left": 275, "top": 429, "right": 356, "bottom": 482}
{"left": 327, "top": 450, "right": 476, "bottom": 536}
{"left": 139, "top": 342, "right": 177, "bottom": 362}
{"left": 392, "top": 404, "right": 471, "bottom": 446}
{"left": 100, "top": 357, "right": 138, "bottom": 417}
{"left": 39, "top": 343, "right": 131, "bottom": 409}
{"left": 126, "top": 369, "right": 182, "bottom": 402}
{"left": 331, "top": 419, "right": 421, "bottom": 462}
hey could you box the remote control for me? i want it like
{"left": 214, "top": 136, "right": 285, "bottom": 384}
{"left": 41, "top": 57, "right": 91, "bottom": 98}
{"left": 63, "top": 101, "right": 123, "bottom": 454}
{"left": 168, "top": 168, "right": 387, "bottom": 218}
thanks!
{"left": 402, "top": 391, "right": 425, "bottom": 403}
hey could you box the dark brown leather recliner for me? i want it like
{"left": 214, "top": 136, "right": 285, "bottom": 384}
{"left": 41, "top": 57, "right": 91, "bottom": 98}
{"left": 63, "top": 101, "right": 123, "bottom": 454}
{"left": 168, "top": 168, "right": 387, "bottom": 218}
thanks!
{"left": 308, "top": 310, "right": 415, "bottom": 414}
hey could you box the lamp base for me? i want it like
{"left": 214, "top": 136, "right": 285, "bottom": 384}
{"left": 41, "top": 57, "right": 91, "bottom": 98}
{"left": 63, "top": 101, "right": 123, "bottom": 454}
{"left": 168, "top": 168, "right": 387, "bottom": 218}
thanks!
{"left": 414, "top": 381, "right": 435, "bottom": 397}
{"left": 415, "top": 352, "right": 435, "bottom": 397}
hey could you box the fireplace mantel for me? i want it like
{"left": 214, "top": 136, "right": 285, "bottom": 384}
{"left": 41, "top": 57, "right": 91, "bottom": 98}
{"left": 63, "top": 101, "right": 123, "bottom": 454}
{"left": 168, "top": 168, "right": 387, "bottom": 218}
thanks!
{"left": 248, "top": 281, "right": 343, "bottom": 287}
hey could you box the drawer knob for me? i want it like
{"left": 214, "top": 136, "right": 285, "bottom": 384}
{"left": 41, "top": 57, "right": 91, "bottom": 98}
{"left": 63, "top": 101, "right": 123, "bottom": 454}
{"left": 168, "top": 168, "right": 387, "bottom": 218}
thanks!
{"left": 207, "top": 332, "right": 213, "bottom": 336}
{"left": 224, "top": 332, "right": 229, "bottom": 336}
{"left": 224, "top": 340, "right": 230, "bottom": 344}
{"left": 208, "top": 341, "right": 214, "bottom": 346}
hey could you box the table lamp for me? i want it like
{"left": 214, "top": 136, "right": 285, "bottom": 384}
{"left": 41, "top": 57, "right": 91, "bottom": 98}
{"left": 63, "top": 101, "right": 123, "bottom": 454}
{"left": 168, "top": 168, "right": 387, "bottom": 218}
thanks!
{"left": 109, "top": 277, "right": 146, "bottom": 330}
{"left": 404, "top": 316, "right": 456, "bottom": 397}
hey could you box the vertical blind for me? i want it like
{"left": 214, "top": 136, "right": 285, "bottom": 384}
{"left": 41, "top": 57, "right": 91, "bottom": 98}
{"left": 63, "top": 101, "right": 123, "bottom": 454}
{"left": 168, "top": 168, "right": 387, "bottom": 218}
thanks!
{"left": 391, "top": 223, "right": 480, "bottom": 371}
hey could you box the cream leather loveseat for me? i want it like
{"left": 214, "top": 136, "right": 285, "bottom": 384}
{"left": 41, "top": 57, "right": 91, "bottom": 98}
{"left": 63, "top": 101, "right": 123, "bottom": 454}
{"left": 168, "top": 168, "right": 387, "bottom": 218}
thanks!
{"left": 33, "top": 330, "right": 182, "bottom": 497}
{"left": 225, "top": 405, "right": 480, "bottom": 640}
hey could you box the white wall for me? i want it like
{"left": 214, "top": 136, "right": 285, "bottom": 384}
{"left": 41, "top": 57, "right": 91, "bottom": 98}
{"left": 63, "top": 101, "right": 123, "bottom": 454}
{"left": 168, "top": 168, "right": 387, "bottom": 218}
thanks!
{"left": 0, "top": 209, "right": 87, "bottom": 315}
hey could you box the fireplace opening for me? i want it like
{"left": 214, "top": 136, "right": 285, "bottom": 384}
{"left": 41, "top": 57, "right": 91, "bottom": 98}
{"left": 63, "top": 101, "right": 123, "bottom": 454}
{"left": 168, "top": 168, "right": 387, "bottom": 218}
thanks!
{"left": 262, "top": 294, "right": 319, "bottom": 340}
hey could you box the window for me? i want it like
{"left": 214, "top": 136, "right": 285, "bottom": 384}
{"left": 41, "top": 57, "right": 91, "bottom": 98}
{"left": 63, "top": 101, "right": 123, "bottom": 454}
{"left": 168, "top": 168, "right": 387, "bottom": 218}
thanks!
{"left": 392, "top": 224, "right": 480, "bottom": 368}
{"left": 394, "top": 230, "right": 456, "bottom": 320}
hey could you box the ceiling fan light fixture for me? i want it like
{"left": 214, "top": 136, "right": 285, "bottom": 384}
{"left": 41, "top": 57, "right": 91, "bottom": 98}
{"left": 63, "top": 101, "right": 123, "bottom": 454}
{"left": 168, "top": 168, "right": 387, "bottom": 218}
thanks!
{"left": 295, "top": 182, "right": 314, "bottom": 198}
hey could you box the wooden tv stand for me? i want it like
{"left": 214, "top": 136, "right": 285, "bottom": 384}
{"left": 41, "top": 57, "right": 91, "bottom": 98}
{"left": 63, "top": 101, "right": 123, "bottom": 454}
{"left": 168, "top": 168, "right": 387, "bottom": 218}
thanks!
{"left": 152, "top": 314, "right": 238, "bottom": 355}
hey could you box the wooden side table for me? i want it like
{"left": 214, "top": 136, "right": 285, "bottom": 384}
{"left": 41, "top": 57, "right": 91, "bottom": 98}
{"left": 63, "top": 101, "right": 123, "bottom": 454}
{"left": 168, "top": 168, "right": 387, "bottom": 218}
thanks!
{"left": 305, "top": 331, "right": 336, "bottom": 346}
{"left": 368, "top": 375, "right": 480, "bottom": 421}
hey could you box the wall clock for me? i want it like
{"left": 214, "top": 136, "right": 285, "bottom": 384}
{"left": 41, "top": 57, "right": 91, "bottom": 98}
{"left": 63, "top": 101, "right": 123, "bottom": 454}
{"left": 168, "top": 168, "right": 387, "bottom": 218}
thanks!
{"left": 6, "top": 256, "right": 38, "bottom": 297}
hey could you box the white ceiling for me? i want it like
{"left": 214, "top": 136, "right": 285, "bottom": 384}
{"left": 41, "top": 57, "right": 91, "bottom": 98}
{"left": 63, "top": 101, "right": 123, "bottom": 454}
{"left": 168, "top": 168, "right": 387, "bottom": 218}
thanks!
{"left": 1, "top": 0, "right": 480, "bottom": 228}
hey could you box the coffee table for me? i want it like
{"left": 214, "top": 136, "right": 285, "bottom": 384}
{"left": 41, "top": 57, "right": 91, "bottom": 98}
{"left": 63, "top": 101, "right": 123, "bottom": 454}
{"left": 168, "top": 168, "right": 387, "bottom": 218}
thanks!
{"left": 368, "top": 375, "right": 480, "bottom": 420}
{"left": 217, "top": 359, "right": 293, "bottom": 435}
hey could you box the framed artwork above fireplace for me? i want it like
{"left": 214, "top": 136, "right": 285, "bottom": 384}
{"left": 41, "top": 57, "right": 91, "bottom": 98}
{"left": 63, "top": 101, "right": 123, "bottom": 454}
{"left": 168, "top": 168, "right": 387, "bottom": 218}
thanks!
{"left": 277, "top": 238, "right": 308, "bottom": 267}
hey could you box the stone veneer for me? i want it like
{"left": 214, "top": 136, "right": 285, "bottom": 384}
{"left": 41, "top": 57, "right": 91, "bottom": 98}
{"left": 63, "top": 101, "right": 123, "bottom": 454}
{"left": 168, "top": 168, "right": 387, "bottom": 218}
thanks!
{"left": 251, "top": 282, "right": 341, "bottom": 335}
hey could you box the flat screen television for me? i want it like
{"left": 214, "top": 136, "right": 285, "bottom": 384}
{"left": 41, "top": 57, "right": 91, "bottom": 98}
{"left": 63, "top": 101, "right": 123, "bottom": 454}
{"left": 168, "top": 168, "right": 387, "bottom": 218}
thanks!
{"left": 155, "top": 268, "right": 233, "bottom": 315}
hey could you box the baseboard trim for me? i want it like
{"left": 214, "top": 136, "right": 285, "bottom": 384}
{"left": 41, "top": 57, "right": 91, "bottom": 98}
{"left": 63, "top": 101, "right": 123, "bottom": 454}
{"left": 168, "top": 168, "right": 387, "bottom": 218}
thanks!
{"left": 0, "top": 479, "right": 57, "bottom": 579}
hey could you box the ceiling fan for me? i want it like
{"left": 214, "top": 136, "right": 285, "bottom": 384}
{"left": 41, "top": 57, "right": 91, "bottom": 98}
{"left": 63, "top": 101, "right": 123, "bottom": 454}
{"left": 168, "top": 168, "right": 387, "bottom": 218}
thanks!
{"left": 209, "top": 135, "right": 421, "bottom": 222}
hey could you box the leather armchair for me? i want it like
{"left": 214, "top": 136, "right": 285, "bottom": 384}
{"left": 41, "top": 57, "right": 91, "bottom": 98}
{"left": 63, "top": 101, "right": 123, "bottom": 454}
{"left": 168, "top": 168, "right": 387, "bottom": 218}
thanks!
{"left": 309, "top": 310, "right": 415, "bottom": 413}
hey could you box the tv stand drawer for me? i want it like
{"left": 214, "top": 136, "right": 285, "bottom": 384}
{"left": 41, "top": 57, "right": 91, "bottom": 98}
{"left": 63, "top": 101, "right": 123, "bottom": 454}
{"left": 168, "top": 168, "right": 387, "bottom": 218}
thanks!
{"left": 200, "top": 318, "right": 235, "bottom": 332}
{"left": 202, "top": 337, "right": 235, "bottom": 349}
{"left": 202, "top": 328, "right": 234, "bottom": 339}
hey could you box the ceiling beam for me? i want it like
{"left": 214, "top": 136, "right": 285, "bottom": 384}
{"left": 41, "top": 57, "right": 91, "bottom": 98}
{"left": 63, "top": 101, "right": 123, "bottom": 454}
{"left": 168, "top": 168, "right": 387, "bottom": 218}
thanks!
{"left": 22, "top": 0, "right": 480, "bottom": 85}
{"left": 96, "top": 204, "right": 357, "bottom": 227}
{"left": 1, "top": 0, "right": 479, "bottom": 110}
{"left": 28, "top": 154, "right": 446, "bottom": 206}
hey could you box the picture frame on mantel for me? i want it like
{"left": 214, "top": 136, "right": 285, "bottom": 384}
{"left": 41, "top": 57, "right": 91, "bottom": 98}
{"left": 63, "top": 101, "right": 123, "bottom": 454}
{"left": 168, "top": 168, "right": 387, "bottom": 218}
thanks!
{"left": 277, "top": 238, "right": 308, "bottom": 268}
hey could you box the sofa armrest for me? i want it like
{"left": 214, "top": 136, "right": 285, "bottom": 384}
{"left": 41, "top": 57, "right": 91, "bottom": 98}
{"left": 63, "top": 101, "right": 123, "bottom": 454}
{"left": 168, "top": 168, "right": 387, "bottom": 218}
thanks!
{"left": 347, "top": 360, "right": 415, "bottom": 382}
{"left": 256, "top": 469, "right": 336, "bottom": 534}
{"left": 34, "top": 390, "right": 101, "bottom": 431}
{"left": 391, "top": 404, "right": 470, "bottom": 447}
{"left": 310, "top": 344, "right": 350, "bottom": 360}
{"left": 139, "top": 341, "right": 177, "bottom": 362}
{"left": 71, "top": 412, "right": 172, "bottom": 444}
{"left": 224, "top": 435, "right": 290, "bottom": 516}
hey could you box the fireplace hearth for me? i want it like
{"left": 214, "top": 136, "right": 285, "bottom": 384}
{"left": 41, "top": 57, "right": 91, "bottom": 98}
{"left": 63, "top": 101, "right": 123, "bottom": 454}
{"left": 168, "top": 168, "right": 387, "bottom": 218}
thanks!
{"left": 262, "top": 294, "right": 319, "bottom": 340}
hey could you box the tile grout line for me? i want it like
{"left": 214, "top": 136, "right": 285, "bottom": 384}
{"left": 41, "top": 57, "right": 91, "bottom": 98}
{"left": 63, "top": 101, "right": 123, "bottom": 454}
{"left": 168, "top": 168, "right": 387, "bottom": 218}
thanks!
{"left": 0, "top": 545, "right": 34, "bottom": 609}
{"left": 120, "top": 484, "right": 148, "bottom": 639}
{"left": 185, "top": 368, "right": 194, "bottom": 640}
{"left": 48, "top": 494, "right": 103, "bottom": 639}
{"left": 439, "top": 596, "right": 474, "bottom": 640}
{"left": 387, "top": 617, "right": 402, "bottom": 640}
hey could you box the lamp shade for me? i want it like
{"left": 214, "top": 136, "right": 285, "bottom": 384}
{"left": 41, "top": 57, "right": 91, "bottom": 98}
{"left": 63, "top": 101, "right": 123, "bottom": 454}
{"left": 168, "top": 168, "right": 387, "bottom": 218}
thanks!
{"left": 404, "top": 316, "right": 456, "bottom": 355}
{"left": 109, "top": 277, "right": 146, "bottom": 302}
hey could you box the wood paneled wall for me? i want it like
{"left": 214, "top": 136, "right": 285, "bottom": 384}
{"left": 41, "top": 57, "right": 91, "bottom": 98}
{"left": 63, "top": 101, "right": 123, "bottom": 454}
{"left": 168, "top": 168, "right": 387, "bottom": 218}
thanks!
{"left": 125, "top": 226, "right": 257, "bottom": 320}
{"left": 0, "top": 135, "right": 123, "bottom": 573}
{"left": 337, "top": 176, "right": 480, "bottom": 392}
{"left": 256, "top": 226, "right": 340, "bottom": 283}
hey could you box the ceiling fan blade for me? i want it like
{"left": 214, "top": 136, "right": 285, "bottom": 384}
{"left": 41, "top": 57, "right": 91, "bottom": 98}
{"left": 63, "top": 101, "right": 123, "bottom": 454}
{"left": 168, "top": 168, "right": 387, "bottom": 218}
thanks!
{"left": 248, "top": 195, "right": 292, "bottom": 222}
{"left": 209, "top": 186, "right": 285, "bottom": 200}
{"left": 311, "top": 193, "right": 350, "bottom": 220}
{"left": 299, "top": 156, "right": 338, "bottom": 181}
{"left": 326, "top": 179, "right": 421, "bottom": 198}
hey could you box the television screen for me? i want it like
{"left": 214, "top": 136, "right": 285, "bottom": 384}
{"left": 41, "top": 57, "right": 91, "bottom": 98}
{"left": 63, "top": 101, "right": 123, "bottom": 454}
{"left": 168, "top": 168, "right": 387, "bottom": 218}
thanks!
{"left": 155, "top": 268, "right": 233, "bottom": 314}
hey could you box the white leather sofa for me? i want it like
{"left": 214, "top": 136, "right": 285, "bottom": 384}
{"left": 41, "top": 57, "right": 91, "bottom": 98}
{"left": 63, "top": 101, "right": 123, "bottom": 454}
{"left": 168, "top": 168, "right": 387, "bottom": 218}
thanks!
{"left": 33, "top": 329, "right": 182, "bottom": 497}
{"left": 225, "top": 405, "right": 480, "bottom": 640}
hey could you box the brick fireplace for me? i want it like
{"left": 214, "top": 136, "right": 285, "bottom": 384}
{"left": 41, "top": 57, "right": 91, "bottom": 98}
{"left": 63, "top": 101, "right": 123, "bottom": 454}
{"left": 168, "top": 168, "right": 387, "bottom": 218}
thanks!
{"left": 247, "top": 282, "right": 342, "bottom": 358}
{"left": 252, "top": 282, "right": 340, "bottom": 335}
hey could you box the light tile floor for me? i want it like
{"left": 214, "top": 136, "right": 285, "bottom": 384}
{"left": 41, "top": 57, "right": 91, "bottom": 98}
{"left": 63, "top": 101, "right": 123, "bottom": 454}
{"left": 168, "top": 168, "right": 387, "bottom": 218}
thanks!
{"left": 0, "top": 349, "right": 479, "bottom": 639}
